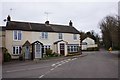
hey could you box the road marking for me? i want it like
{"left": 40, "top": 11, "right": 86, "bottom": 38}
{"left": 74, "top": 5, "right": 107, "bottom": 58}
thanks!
{"left": 50, "top": 68, "right": 54, "bottom": 71}
{"left": 71, "top": 58, "right": 77, "bottom": 60}
{"left": 6, "top": 66, "right": 49, "bottom": 73}
{"left": 39, "top": 58, "right": 78, "bottom": 78}
{"left": 6, "top": 69, "right": 26, "bottom": 73}
{"left": 51, "top": 64, "right": 56, "bottom": 66}
{"left": 39, "top": 75, "right": 44, "bottom": 78}
{"left": 67, "top": 59, "right": 71, "bottom": 61}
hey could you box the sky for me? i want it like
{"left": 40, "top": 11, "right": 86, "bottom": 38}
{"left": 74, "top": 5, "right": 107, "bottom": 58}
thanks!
{"left": 0, "top": 0, "right": 119, "bottom": 35}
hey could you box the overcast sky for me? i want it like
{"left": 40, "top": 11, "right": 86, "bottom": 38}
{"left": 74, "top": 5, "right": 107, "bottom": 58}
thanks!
{"left": 0, "top": 0, "right": 119, "bottom": 35}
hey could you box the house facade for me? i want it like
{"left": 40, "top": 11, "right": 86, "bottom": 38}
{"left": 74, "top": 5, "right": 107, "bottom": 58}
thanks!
{"left": 0, "top": 26, "right": 6, "bottom": 48}
{"left": 5, "top": 17, "right": 80, "bottom": 60}
{"left": 82, "top": 37, "right": 98, "bottom": 50}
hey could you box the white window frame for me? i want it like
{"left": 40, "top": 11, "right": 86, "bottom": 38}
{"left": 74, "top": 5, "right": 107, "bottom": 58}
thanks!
{"left": 41, "top": 32, "right": 48, "bottom": 39}
{"left": 58, "top": 33, "right": 63, "bottom": 39}
{"left": 13, "top": 46, "right": 21, "bottom": 55}
{"left": 13, "top": 30, "right": 22, "bottom": 41}
{"left": 67, "top": 45, "right": 79, "bottom": 53}
{"left": 73, "top": 34, "right": 77, "bottom": 40}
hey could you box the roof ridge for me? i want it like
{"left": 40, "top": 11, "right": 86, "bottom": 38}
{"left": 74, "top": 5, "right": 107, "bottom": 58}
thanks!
{"left": 6, "top": 21, "right": 80, "bottom": 34}
{"left": 10, "top": 21, "right": 70, "bottom": 27}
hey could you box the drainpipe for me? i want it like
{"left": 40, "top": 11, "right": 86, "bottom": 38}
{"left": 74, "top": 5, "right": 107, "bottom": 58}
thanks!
{"left": 80, "top": 35, "right": 82, "bottom": 55}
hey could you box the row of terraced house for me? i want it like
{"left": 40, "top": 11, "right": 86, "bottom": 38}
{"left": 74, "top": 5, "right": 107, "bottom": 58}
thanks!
{"left": 0, "top": 15, "right": 98, "bottom": 60}
{"left": 1, "top": 15, "right": 80, "bottom": 60}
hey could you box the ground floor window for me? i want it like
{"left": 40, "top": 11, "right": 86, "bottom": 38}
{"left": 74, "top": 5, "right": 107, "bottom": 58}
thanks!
{"left": 42, "top": 45, "right": 51, "bottom": 54}
{"left": 13, "top": 46, "right": 22, "bottom": 55}
{"left": 67, "top": 44, "right": 79, "bottom": 53}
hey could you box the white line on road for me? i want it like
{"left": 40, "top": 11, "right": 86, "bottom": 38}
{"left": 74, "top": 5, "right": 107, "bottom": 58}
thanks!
{"left": 50, "top": 68, "right": 54, "bottom": 71}
{"left": 39, "top": 75, "right": 44, "bottom": 78}
{"left": 6, "top": 66, "right": 49, "bottom": 73}
{"left": 6, "top": 69, "right": 26, "bottom": 73}
{"left": 71, "top": 58, "right": 77, "bottom": 60}
{"left": 39, "top": 58, "right": 78, "bottom": 78}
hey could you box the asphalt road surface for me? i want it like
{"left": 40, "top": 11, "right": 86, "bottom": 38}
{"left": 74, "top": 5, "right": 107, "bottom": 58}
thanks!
{"left": 2, "top": 50, "right": 119, "bottom": 78}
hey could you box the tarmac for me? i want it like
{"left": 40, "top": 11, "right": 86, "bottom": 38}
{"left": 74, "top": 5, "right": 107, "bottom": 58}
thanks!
{"left": 2, "top": 52, "right": 88, "bottom": 66}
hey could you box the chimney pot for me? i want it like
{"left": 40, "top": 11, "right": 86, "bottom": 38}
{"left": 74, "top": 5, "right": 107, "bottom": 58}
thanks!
{"left": 7, "top": 15, "right": 11, "bottom": 21}
{"left": 45, "top": 21, "right": 49, "bottom": 25}
{"left": 69, "top": 20, "right": 73, "bottom": 26}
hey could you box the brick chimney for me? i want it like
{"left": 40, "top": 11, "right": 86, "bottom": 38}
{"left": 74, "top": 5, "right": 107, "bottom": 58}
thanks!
{"left": 45, "top": 21, "right": 49, "bottom": 25}
{"left": 7, "top": 15, "right": 11, "bottom": 21}
{"left": 69, "top": 20, "right": 73, "bottom": 26}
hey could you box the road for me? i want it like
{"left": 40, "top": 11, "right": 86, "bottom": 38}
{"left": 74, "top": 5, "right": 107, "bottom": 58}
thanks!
{"left": 2, "top": 50, "right": 119, "bottom": 78}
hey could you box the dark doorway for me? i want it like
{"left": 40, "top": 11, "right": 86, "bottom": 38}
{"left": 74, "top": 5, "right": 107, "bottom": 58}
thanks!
{"left": 60, "top": 43, "right": 65, "bottom": 55}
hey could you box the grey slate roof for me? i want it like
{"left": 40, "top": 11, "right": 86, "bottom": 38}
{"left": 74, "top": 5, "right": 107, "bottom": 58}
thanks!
{"left": 6, "top": 21, "right": 80, "bottom": 34}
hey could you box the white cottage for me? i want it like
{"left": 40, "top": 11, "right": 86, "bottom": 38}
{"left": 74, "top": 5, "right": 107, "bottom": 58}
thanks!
{"left": 82, "top": 37, "right": 98, "bottom": 50}
{"left": 5, "top": 17, "right": 80, "bottom": 60}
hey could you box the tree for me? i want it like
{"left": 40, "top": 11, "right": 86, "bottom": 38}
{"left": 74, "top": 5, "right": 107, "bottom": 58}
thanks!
{"left": 99, "top": 15, "right": 120, "bottom": 50}
{"left": 80, "top": 31, "right": 100, "bottom": 47}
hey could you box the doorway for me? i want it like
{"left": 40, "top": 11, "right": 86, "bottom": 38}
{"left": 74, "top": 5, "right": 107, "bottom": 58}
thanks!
{"left": 60, "top": 43, "right": 65, "bottom": 55}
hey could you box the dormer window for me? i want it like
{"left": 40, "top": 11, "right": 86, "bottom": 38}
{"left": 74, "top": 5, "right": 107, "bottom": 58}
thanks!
{"left": 13, "top": 30, "right": 22, "bottom": 41}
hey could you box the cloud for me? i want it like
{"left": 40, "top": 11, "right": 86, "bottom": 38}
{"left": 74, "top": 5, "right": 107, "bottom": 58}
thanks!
{"left": 1, "top": 2, "right": 118, "bottom": 35}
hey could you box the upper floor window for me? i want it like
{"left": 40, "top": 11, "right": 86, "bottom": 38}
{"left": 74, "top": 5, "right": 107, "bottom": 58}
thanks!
{"left": 41, "top": 32, "right": 48, "bottom": 39}
{"left": 13, "top": 30, "right": 22, "bottom": 41}
{"left": 73, "top": 34, "right": 77, "bottom": 40}
{"left": 58, "top": 33, "right": 63, "bottom": 39}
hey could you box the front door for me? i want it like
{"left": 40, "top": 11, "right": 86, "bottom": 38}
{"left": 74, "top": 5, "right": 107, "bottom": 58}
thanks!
{"left": 25, "top": 46, "right": 30, "bottom": 59}
{"left": 60, "top": 43, "right": 65, "bottom": 55}
{"left": 35, "top": 44, "right": 42, "bottom": 59}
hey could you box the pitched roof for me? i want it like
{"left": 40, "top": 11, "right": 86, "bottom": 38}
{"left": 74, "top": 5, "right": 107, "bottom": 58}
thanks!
{"left": 6, "top": 21, "right": 80, "bottom": 34}
{"left": 54, "top": 40, "right": 68, "bottom": 44}
{"left": 22, "top": 40, "right": 31, "bottom": 47}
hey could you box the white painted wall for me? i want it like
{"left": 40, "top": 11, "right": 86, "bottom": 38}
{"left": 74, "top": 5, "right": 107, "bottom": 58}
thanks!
{"left": 82, "top": 37, "right": 98, "bottom": 50}
{"left": 82, "top": 37, "right": 95, "bottom": 45}
{"left": 5, "top": 30, "right": 80, "bottom": 58}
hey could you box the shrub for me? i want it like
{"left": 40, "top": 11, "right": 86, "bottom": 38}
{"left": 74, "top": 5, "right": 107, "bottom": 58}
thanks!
{"left": 46, "top": 49, "right": 53, "bottom": 56}
{"left": 4, "top": 53, "right": 11, "bottom": 62}
{"left": 87, "top": 47, "right": 99, "bottom": 51}
{"left": 52, "top": 52, "right": 59, "bottom": 57}
{"left": 2, "top": 47, "right": 11, "bottom": 62}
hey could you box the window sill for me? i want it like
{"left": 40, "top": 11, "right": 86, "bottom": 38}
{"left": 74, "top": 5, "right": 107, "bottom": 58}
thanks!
{"left": 12, "top": 54, "right": 20, "bottom": 56}
{"left": 13, "top": 40, "right": 22, "bottom": 41}
{"left": 73, "top": 40, "right": 78, "bottom": 41}
{"left": 40, "top": 38, "right": 48, "bottom": 40}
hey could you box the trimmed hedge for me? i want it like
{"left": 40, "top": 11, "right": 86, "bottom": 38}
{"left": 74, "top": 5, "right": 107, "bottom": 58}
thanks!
{"left": 87, "top": 47, "right": 99, "bottom": 51}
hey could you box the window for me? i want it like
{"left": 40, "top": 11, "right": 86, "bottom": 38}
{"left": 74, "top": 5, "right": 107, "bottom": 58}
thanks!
{"left": 13, "top": 46, "right": 21, "bottom": 55}
{"left": 67, "top": 45, "right": 79, "bottom": 53}
{"left": 13, "top": 31, "right": 22, "bottom": 40}
{"left": 73, "top": 34, "right": 77, "bottom": 40}
{"left": 36, "top": 44, "right": 40, "bottom": 53}
{"left": 58, "top": 33, "right": 63, "bottom": 39}
{"left": 41, "top": 32, "right": 48, "bottom": 39}
{"left": 43, "top": 45, "right": 51, "bottom": 53}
